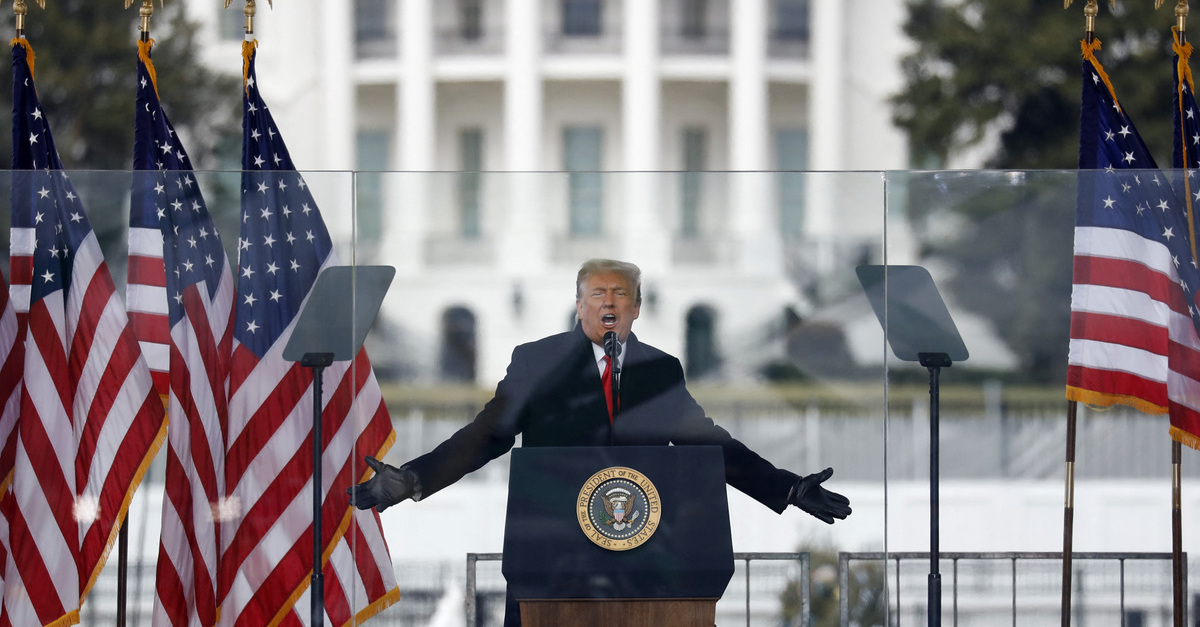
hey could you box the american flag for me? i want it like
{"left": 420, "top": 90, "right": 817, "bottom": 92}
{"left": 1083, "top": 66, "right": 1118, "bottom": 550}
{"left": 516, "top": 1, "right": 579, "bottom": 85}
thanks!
{"left": 218, "top": 40, "right": 398, "bottom": 625}
{"left": 1168, "top": 29, "right": 1200, "bottom": 448}
{"left": 1067, "top": 40, "right": 1200, "bottom": 450}
{"left": 0, "top": 268, "right": 21, "bottom": 606}
{"left": 2, "top": 39, "right": 166, "bottom": 624}
{"left": 126, "top": 39, "right": 233, "bottom": 626}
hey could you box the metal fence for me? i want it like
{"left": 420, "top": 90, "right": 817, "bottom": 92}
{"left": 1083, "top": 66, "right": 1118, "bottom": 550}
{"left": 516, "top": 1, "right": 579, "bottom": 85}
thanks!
{"left": 841, "top": 551, "right": 1188, "bottom": 627}
{"left": 454, "top": 551, "right": 1190, "bottom": 627}
{"left": 466, "top": 552, "right": 811, "bottom": 627}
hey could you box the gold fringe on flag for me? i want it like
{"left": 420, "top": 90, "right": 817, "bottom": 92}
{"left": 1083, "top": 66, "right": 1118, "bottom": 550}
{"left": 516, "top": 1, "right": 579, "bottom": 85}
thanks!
{"left": 1065, "top": 385, "right": 1169, "bottom": 416}
{"left": 137, "top": 38, "right": 159, "bottom": 99}
{"left": 241, "top": 38, "right": 257, "bottom": 98}
{"left": 1081, "top": 38, "right": 1124, "bottom": 111}
{"left": 1171, "top": 425, "right": 1200, "bottom": 450}
{"left": 11, "top": 36, "right": 33, "bottom": 80}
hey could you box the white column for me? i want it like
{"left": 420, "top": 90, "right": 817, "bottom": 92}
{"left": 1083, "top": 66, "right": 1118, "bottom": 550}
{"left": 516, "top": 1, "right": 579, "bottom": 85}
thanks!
{"left": 505, "top": 0, "right": 542, "bottom": 173}
{"left": 807, "top": 0, "right": 845, "bottom": 276}
{"left": 400, "top": 0, "right": 436, "bottom": 172}
{"left": 729, "top": 0, "right": 767, "bottom": 172}
{"left": 728, "top": 0, "right": 775, "bottom": 275}
{"left": 809, "top": 0, "right": 844, "bottom": 171}
{"left": 500, "top": 0, "right": 547, "bottom": 274}
{"left": 623, "top": 0, "right": 659, "bottom": 174}
{"left": 319, "top": 2, "right": 355, "bottom": 171}
{"left": 621, "top": 0, "right": 667, "bottom": 269}
{"left": 389, "top": 0, "right": 434, "bottom": 275}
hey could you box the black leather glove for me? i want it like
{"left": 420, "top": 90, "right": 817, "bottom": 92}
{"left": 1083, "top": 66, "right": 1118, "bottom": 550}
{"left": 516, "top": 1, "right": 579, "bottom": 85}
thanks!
{"left": 346, "top": 456, "right": 418, "bottom": 513}
{"left": 789, "top": 467, "right": 851, "bottom": 524}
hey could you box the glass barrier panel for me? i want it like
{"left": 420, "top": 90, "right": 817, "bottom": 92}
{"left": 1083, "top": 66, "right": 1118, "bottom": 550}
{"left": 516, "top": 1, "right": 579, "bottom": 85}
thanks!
{"left": 0, "top": 168, "right": 1193, "bottom": 625}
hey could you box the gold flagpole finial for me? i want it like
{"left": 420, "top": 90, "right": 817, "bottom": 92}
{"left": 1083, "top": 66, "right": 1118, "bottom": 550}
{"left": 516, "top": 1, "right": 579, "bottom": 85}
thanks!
{"left": 125, "top": 0, "right": 162, "bottom": 37}
{"left": 225, "top": 0, "right": 270, "bottom": 37}
{"left": 1157, "top": 1, "right": 1189, "bottom": 40}
{"left": 10, "top": 0, "right": 46, "bottom": 38}
{"left": 1065, "top": 1, "right": 1116, "bottom": 41}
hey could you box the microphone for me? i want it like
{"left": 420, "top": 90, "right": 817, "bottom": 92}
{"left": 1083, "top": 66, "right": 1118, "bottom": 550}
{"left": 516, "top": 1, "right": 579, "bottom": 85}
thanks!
{"left": 603, "top": 331, "right": 621, "bottom": 428}
{"left": 603, "top": 331, "right": 621, "bottom": 363}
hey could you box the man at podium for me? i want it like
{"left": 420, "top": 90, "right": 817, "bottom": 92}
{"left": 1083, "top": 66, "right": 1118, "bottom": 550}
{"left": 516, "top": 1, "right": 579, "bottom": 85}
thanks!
{"left": 349, "top": 258, "right": 851, "bottom": 623}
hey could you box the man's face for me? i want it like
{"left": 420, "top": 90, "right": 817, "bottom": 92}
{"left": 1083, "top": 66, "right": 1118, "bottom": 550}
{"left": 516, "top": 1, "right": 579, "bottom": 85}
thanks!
{"left": 576, "top": 271, "right": 641, "bottom": 345}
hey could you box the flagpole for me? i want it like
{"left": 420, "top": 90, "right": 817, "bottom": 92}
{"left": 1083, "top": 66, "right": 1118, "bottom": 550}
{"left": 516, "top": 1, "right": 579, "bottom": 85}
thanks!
{"left": 1060, "top": 5, "right": 1105, "bottom": 626}
{"left": 1061, "top": 401, "right": 1077, "bottom": 627}
{"left": 118, "top": 4, "right": 155, "bottom": 625}
{"left": 117, "top": 7, "right": 156, "bottom": 626}
{"left": 1166, "top": 4, "right": 1190, "bottom": 625}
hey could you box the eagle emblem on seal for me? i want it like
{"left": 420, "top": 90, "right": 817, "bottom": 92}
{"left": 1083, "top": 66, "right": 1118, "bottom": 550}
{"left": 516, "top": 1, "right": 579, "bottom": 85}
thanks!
{"left": 600, "top": 487, "right": 641, "bottom": 531}
{"left": 577, "top": 466, "right": 661, "bottom": 550}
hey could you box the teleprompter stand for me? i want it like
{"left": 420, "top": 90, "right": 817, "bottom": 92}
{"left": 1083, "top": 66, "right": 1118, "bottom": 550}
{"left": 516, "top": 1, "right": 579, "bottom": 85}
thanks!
{"left": 283, "top": 265, "right": 395, "bottom": 626}
{"left": 857, "top": 265, "right": 968, "bottom": 627}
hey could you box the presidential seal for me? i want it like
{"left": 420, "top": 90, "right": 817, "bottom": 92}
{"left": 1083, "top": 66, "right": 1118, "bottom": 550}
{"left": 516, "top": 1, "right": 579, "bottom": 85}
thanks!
{"left": 576, "top": 466, "right": 661, "bottom": 551}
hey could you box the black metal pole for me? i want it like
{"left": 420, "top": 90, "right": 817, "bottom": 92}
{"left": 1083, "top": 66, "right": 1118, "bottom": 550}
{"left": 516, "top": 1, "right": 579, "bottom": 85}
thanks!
{"left": 117, "top": 522, "right": 128, "bottom": 627}
{"left": 1172, "top": 440, "right": 1184, "bottom": 627}
{"left": 928, "top": 363, "right": 941, "bottom": 627}
{"left": 1062, "top": 401, "right": 1078, "bottom": 627}
{"left": 302, "top": 353, "right": 333, "bottom": 626}
{"left": 311, "top": 362, "right": 325, "bottom": 626}
{"left": 920, "top": 352, "right": 950, "bottom": 627}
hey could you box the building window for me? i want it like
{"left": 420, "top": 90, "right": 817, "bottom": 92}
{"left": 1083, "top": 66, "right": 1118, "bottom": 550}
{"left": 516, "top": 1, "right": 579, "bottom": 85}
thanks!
{"left": 459, "top": 128, "right": 484, "bottom": 239}
{"left": 356, "top": 0, "right": 397, "bottom": 59}
{"left": 681, "top": 0, "right": 709, "bottom": 40}
{"left": 564, "top": 126, "right": 604, "bottom": 237}
{"left": 440, "top": 307, "right": 477, "bottom": 382}
{"left": 773, "top": 0, "right": 809, "bottom": 42}
{"left": 680, "top": 127, "right": 707, "bottom": 238}
{"left": 460, "top": 0, "right": 483, "bottom": 41}
{"left": 686, "top": 305, "right": 720, "bottom": 379}
{"left": 776, "top": 129, "right": 808, "bottom": 238}
{"left": 1121, "top": 610, "right": 1145, "bottom": 627}
{"left": 355, "top": 131, "right": 390, "bottom": 244}
{"left": 562, "top": 0, "right": 602, "bottom": 36}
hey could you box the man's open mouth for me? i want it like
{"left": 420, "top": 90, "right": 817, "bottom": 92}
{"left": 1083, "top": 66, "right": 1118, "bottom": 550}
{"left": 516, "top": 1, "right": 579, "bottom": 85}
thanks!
{"left": 602, "top": 313, "right": 617, "bottom": 328}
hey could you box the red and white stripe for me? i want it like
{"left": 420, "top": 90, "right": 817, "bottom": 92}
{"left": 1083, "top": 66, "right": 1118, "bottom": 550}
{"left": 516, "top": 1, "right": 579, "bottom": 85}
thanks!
{"left": 8, "top": 228, "right": 32, "bottom": 319}
{"left": 219, "top": 266, "right": 397, "bottom": 626}
{"left": 0, "top": 271, "right": 23, "bottom": 607}
{"left": 1067, "top": 225, "right": 1200, "bottom": 434}
{"left": 3, "top": 228, "right": 166, "bottom": 625}
{"left": 127, "top": 226, "right": 171, "bottom": 397}
{"left": 150, "top": 270, "right": 234, "bottom": 627}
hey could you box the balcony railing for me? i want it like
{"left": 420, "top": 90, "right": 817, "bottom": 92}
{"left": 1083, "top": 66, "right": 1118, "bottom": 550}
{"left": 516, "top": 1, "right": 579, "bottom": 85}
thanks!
{"left": 544, "top": 29, "right": 623, "bottom": 55}
{"left": 768, "top": 32, "right": 809, "bottom": 59}
{"left": 661, "top": 26, "right": 731, "bottom": 56}
{"left": 435, "top": 28, "right": 505, "bottom": 56}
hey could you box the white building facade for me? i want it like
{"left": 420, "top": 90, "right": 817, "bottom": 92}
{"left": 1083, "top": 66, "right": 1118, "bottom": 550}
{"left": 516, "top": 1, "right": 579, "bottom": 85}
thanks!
{"left": 184, "top": 0, "right": 913, "bottom": 385}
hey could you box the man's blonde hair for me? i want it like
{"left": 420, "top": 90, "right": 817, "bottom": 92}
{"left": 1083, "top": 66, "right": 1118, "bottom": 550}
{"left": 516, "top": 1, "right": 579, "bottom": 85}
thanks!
{"left": 575, "top": 259, "right": 642, "bottom": 305}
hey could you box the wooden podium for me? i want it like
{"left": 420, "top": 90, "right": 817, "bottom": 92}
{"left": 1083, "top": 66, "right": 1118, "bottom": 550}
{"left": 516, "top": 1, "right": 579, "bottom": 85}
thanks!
{"left": 502, "top": 446, "right": 733, "bottom": 626}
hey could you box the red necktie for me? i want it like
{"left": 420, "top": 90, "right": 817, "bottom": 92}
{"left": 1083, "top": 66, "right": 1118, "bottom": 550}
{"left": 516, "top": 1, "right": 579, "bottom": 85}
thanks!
{"left": 602, "top": 355, "right": 614, "bottom": 423}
